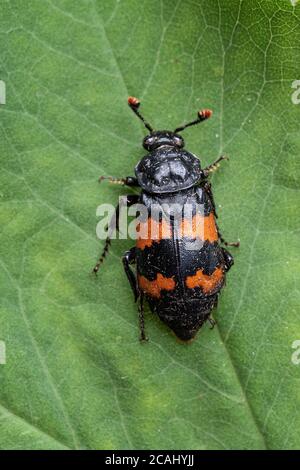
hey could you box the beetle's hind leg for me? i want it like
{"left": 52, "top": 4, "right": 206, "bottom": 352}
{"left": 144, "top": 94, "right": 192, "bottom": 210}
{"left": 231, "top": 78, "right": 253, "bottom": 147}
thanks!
{"left": 207, "top": 295, "right": 219, "bottom": 329}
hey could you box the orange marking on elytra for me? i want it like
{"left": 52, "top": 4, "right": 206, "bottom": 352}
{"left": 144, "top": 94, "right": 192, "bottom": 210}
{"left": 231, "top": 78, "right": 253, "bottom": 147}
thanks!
{"left": 180, "top": 212, "right": 218, "bottom": 242}
{"left": 138, "top": 273, "right": 175, "bottom": 298}
{"left": 185, "top": 267, "right": 223, "bottom": 294}
{"left": 136, "top": 218, "right": 171, "bottom": 250}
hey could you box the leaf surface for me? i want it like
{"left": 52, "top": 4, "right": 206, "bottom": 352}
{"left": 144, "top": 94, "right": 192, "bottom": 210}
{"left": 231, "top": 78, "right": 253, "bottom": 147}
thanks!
{"left": 0, "top": 0, "right": 300, "bottom": 450}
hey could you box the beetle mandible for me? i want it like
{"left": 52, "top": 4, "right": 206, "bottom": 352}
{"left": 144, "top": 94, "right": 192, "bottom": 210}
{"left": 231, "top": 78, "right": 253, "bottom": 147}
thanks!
{"left": 94, "top": 97, "right": 239, "bottom": 342}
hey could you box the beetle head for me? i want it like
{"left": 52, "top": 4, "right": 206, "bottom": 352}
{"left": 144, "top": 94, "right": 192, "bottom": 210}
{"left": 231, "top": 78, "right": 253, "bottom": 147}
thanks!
{"left": 143, "top": 131, "right": 184, "bottom": 151}
{"left": 127, "top": 96, "right": 212, "bottom": 192}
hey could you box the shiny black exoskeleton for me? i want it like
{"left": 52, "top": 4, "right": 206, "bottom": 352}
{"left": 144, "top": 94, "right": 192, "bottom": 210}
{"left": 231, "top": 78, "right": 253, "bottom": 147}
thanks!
{"left": 94, "top": 97, "right": 239, "bottom": 342}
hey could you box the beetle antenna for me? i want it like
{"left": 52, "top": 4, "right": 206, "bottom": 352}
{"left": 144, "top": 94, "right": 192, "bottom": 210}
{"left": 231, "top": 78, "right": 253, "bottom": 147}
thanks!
{"left": 174, "top": 109, "right": 213, "bottom": 133}
{"left": 128, "top": 96, "right": 153, "bottom": 133}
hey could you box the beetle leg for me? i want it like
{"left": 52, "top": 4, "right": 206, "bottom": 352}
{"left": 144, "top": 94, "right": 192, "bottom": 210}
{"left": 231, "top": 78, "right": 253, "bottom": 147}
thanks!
{"left": 122, "top": 247, "right": 139, "bottom": 302}
{"left": 122, "top": 248, "right": 148, "bottom": 341}
{"left": 208, "top": 316, "right": 217, "bottom": 329}
{"left": 222, "top": 247, "right": 235, "bottom": 272}
{"left": 203, "top": 155, "right": 229, "bottom": 177}
{"left": 203, "top": 182, "right": 239, "bottom": 246}
{"left": 220, "top": 237, "right": 240, "bottom": 247}
{"left": 92, "top": 236, "right": 111, "bottom": 274}
{"left": 93, "top": 194, "right": 139, "bottom": 274}
{"left": 219, "top": 229, "right": 240, "bottom": 248}
{"left": 98, "top": 176, "right": 139, "bottom": 187}
{"left": 138, "top": 292, "right": 148, "bottom": 342}
{"left": 215, "top": 219, "right": 240, "bottom": 248}
{"left": 207, "top": 295, "right": 219, "bottom": 329}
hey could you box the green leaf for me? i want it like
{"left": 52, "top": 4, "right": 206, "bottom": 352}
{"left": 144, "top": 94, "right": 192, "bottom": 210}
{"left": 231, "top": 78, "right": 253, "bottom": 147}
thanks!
{"left": 1, "top": 0, "right": 300, "bottom": 450}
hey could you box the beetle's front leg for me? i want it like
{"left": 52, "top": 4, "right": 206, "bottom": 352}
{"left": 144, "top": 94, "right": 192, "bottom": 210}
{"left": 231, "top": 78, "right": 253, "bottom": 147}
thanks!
{"left": 203, "top": 155, "right": 229, "bottom": 177}
{"left": 98, "top": 176, "right": 139, "bottom": 187}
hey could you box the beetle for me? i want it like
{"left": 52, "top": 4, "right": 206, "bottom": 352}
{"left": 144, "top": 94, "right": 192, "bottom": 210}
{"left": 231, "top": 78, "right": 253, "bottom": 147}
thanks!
{"left": 93, "top": 97, "right": 239, "bottom": 342}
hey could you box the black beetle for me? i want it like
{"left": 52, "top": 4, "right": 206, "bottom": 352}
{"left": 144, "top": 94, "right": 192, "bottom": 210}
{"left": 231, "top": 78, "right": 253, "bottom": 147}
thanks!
{"left": 94, "top": 97, "right": 239, "bottom": 342}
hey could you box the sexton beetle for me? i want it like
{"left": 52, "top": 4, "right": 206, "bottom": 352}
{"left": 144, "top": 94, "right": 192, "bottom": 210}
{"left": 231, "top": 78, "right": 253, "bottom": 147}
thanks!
{"left": 93, "top": 97, "right": 239, "bottom": 342}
